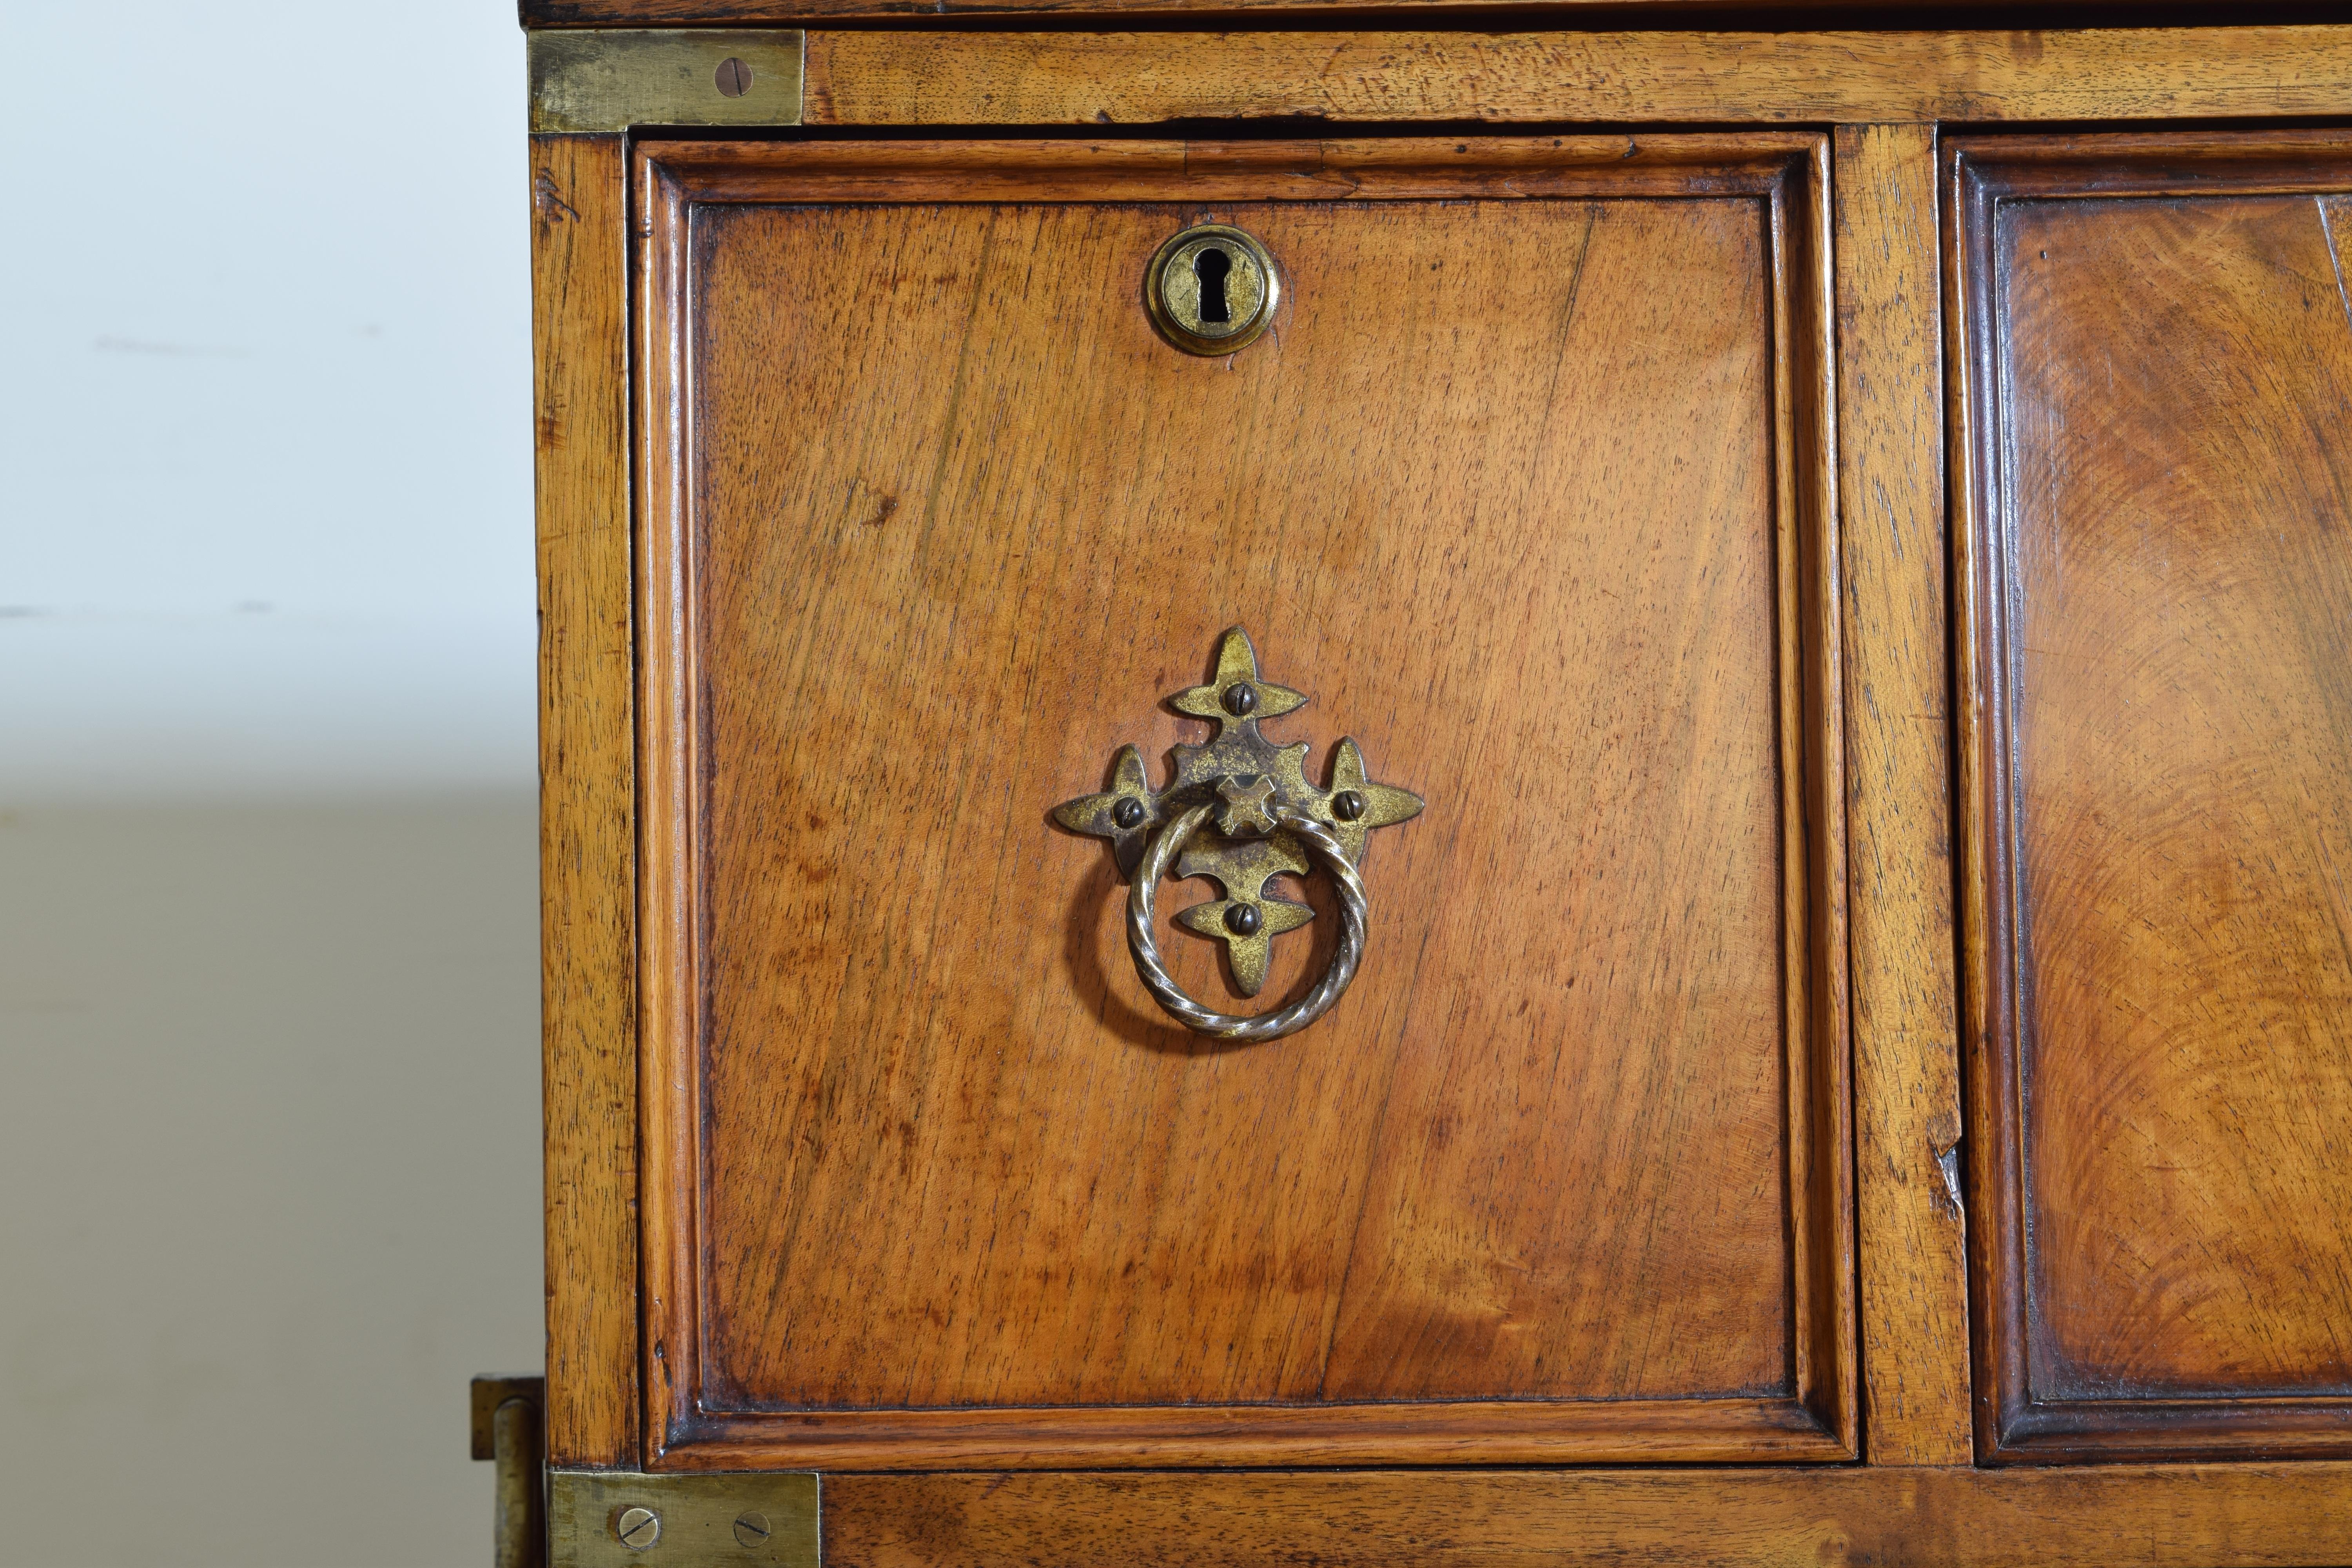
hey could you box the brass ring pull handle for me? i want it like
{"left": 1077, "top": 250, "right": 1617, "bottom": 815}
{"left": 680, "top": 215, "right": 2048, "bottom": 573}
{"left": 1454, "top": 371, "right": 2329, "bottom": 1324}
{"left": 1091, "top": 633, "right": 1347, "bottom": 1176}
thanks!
{"left": 1127, "top": 804, "right": 1369, "bottom": 1042}
{"left": 1053, "top": 627, "right": 1424, "bottom": 1042}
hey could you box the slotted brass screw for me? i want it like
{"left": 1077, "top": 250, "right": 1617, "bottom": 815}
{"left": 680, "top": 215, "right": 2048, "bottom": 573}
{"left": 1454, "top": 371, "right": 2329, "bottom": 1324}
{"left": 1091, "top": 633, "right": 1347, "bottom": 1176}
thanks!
{"left": 615, "top": 1506, "right": 661, "bottom": 1551}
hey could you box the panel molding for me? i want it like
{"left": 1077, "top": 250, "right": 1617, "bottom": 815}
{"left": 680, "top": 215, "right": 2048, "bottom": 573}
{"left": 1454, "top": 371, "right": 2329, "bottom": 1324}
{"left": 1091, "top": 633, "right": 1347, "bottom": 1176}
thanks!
{"left": 1949, "top": 128, "right": 2352, "bottom": 1465}
{"left": 631, "top": 134, "right": 1852, "bottom": 1470}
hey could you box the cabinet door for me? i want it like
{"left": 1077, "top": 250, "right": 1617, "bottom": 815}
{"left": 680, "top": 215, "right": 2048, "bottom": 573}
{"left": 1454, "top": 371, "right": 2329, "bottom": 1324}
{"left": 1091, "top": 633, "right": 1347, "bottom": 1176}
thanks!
{"left": 634, "top": 136, "right": 1850, "bottom": 1468}
{"left": 1953, "top": 131, "right": 2352, "bottom": 1462}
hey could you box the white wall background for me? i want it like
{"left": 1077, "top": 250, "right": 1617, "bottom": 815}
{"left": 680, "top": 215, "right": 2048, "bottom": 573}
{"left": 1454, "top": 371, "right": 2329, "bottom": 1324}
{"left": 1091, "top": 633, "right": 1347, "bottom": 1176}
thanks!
{"left": 4, "top": 2, "right": 535, "bottom": 799}
{"left": 0, "top": 3, "right": 543, "bottom": 1564}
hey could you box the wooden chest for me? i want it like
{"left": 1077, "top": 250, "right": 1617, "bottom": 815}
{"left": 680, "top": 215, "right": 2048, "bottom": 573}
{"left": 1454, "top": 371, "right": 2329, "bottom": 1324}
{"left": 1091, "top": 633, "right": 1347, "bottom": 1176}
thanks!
{"left": 527, "top": 9, "right": 2352, "bottom": 1561}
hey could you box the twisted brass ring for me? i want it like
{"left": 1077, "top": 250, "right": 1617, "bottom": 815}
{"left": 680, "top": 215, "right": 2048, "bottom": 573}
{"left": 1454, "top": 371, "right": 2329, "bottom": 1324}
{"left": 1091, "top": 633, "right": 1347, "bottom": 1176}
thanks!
{"left": 1125, "top": 803, "right": 1369, "bottom": 1042}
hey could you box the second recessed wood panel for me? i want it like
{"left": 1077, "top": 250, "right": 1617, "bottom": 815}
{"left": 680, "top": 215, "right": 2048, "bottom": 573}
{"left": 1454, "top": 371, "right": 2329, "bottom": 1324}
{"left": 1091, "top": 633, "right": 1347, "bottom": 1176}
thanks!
{"left": 637, "top": 138, "right": 1847, "bottom": 1465}
{"left": 1954, "top": 131, "right": 2352, "bottom": 1462}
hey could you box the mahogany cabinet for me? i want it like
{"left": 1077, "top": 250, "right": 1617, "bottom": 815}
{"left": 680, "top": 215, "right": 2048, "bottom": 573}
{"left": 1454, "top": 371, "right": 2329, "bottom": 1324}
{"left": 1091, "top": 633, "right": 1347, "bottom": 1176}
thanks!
{"left": 525, "top": 10, "right": 2352, "bottom": 1563}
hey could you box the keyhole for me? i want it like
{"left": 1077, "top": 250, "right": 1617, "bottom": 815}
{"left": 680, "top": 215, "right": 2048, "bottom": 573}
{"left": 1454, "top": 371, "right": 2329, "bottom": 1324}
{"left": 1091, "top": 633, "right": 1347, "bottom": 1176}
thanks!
{"left": 1194, "top": 247, "right": 1232, "bottom": 324}
{"left": 1148, "top": 226, "right": 1276, "bottom": 355}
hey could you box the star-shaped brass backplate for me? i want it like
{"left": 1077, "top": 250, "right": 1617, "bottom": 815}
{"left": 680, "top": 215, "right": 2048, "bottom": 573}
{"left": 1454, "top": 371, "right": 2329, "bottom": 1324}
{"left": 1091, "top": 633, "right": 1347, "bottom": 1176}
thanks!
{"left": 1052, "top": 627, "right": 1425, "bottom": 996}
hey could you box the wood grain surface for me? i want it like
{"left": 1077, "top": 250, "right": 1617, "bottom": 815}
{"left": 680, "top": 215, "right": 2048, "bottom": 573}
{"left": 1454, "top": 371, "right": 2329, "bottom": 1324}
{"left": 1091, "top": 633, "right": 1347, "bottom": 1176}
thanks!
{"left": 1832, "top": 123, "right": 1971, "bottom": 1468}
{"left": 1952, "top": 129, "right": 2352, "bottom": 1462}
{"left": 822, "top": 1464, "right": 2352, "bottom": 1568}
{"left": 800, "top": 27, "right": 2352, "bottom": 129}
{"left": 633, "top": 136, "right": 1849, "bottom": 1466}
{"left": 524, "top": 0, "right": 2230, "bottom": 22}
{"left": 532, "top": 133, "right": 641, "bottom": 1471}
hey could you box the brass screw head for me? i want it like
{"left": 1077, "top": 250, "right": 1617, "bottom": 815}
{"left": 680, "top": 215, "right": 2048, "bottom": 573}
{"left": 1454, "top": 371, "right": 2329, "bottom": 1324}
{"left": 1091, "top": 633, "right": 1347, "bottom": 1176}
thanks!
{"left": 614, "top": 1506, "right": 661, "bottom": 1551}
{"left": 714, "top": 57, "right": 753, "bottom": 97}
{"left": 1223, "top": 682, "right": 1258, "bottom": 717}
{"left": 1113, "top": 797, "right": 1147, "bottom": 830}
{"left": 1332, "top": 789, "right": 1367, "bottom": 822}
{"left": 1225, "top": 903, "right": 1263, "bottom": 937}
{"left": 733, "top": 1512, "right": 772, "bottom": 1549}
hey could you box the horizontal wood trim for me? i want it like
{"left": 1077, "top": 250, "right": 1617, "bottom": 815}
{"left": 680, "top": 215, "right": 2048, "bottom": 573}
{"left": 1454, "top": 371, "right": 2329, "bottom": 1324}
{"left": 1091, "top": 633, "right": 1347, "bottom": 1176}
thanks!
{"left": 633, "top": 131, "right": 1820, "bottom": 199}
{"left": 661, "top": 1397, "right": 1845, "bottom": 1469}
{"left": 800, "top": 26, "right": 2352, "bottom": 126}
{"left": 821, "top": 1464, "right": 2352, "bottom": 1568}
{"left": 524, "top": 0, "right": 2249, "bottom": 25}
{"left": 1936, "top": 126, "right": 2352, "bottom": 193}
{"left": 1994, "top": 1404, "right": 2352, "bottom": 1463}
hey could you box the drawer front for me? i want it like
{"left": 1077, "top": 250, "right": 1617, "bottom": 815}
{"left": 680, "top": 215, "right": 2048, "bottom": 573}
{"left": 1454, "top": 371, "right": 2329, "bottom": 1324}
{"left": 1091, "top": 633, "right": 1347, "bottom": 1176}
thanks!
{"left": 1953, "top": 130, "right": 2352, "bottom": 1462}
{"left": 634, "top": 136, "right": 1850, "bottom": 1467}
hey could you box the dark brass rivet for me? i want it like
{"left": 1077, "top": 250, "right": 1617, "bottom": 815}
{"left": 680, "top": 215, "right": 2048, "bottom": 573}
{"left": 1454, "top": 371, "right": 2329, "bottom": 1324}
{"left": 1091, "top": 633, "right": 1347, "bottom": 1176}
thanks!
{"left": 1113, "top": 797, "right": 1146, "bottom": 830}
{"left": 714, "top": 57, "right": 753, "bottom": 97}
{"left": 1332, "top": 790, "right": 1367, "bottom": 822}
{"left": 1224, "top": 683, "right": 1258, "bottom": 716}
{"left": 1225, "top": 904, "right": 1263, "bottom": 936}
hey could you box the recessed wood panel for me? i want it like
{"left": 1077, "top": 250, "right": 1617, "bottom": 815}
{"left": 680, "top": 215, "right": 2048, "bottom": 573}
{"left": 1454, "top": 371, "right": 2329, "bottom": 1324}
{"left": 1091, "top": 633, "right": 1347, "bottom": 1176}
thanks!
{"left": 1953, "top": 131, "right": 2352, "bottom": 1462}
{"left": 636, "top": 137, "right": 1848, "bottom": 1467}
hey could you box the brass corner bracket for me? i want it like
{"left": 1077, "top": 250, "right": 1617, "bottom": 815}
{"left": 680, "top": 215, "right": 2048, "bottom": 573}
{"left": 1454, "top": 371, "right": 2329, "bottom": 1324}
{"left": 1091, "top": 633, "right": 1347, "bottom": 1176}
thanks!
{"left": 548, "top": 1472, "right": 819, "bottom": 1568}
{"left": 528, "top": 30, "right": 805, "bottom": 134}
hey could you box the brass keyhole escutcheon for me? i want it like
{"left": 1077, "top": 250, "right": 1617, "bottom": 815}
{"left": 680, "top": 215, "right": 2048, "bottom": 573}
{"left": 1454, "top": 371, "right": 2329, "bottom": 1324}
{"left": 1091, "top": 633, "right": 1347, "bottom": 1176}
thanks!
{"left": 1147, "top": 225, "right": 1279, "bottom": 355}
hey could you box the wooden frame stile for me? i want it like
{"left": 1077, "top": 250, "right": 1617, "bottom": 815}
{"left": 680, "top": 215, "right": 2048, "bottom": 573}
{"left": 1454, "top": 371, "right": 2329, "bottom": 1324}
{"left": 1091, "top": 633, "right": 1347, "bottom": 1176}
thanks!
{"left": 532, "top": 129, "right": 643, "bottom": 1472}
{"left": 1948, "top": 129, "right": 2352, "bottom": 1466}
{"left": 628, "top": 132, "right": 1854, "bottom": 1470}
{"left": 1831, "top": 122, "right": 1973, "bottom": 1469}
